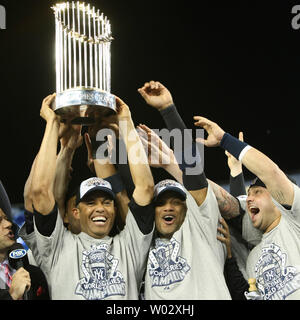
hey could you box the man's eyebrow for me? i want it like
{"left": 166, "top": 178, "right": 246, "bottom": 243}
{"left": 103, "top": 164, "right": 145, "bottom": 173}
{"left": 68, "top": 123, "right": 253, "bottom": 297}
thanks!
{"left": 101, "top": 196, "right": 112, "bottom": 201}
{"left": 0, "top": 214, "right": 8, "bottom": 222}
{"left": 84, "top": 195, "right": 112, "bottom": 202}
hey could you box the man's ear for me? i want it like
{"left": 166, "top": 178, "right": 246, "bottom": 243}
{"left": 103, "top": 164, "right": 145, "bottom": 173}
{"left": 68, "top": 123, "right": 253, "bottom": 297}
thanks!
{"left": 72, "top": 207, "right": 80, "bottom": 220}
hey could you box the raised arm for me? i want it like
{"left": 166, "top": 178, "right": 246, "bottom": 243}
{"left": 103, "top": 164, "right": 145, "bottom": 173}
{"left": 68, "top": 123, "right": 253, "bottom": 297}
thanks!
{"left": 136, "top": 123, "right": 241, "bottom": 220}
{"left": 207, "top": 179, "right": 241, "bottom": 219}
{"left": 194, "top": 116, "right": 294, "bottom": 205}
{"left": 138, "top": 81, "right": 207, "bottom": 206}
{"left": 53, "top": 123, "right": 82, "bottom": 218}
{"left": 31, "top": 94, "right": 60, "bottom": 215}
{"left": 116, "top": 97, "right": 154, "bottom": 206}
{"left": 23, "top": 154, "right": 38, "bottom": 214}
{"left": 137, "top": 123, "right": 183, "bottom": 184}
{"left": 226, "top": 132, "right": 247, "bottom": 197}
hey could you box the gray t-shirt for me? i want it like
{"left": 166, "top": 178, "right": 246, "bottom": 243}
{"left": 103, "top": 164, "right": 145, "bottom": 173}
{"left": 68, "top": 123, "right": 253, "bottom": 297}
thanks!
{"left": 246, "top": 184, "right": 300, "bottom": 300}
{"left": 27, "top": 208, "right": 153, "bottom": 300}
{"left": 144, "top": 185, "right": 231, "bottom": 300}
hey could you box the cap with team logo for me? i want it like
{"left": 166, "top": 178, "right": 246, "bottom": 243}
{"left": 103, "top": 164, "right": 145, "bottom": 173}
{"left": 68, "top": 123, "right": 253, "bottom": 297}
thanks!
{"left": 154, "top": 179, "right": 187, "bottom": 201}
{"left": 76, "top": 177, "right": 115, "bottom": 205}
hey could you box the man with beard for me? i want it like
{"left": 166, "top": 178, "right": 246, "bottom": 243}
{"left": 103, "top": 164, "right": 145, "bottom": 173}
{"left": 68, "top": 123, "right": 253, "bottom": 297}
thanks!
{"left": 194, "top": 115, "right": 300, "bottom": 300}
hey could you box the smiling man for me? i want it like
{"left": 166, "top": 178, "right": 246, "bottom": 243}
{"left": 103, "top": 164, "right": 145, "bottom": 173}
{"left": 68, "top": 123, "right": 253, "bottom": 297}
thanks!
{"left": 28, "top": 94, "right": 155, "bottom": 300}
{"left": 73, "top": 179, "right": 117, "bottom": 239}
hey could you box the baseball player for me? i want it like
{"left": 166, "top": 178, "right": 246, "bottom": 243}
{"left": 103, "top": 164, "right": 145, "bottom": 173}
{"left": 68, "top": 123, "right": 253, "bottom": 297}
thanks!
{"left": 24, "top": 93, "right": 155, "bottom": 300}
{"left": 194, "top": 115, "right": 300, "bottom": 300}
{"left": 138, "top": 81, "right": 231, "bottom": 299}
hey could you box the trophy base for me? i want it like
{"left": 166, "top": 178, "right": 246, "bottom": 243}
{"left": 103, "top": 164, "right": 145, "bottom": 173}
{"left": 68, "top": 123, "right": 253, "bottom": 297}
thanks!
{"left": 52, "top": 88, "right": 116, "bottom": 126}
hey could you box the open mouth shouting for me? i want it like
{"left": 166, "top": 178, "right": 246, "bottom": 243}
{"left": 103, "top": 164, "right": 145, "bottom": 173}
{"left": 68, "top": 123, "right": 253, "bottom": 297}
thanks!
{"left": 249, "top": 205, "right": 260, "bottom": 222}
{"left": 162, "top": 215, "right": 176, "bottom": 225}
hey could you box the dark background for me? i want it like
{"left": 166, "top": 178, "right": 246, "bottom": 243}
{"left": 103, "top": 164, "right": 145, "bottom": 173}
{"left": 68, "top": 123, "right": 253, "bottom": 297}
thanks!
{"left": 1, "top": 0, "right": 300, "bottom": 204}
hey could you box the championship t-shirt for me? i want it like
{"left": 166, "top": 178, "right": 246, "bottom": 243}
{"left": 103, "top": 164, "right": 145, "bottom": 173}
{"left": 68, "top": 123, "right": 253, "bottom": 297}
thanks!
{"left": 22, "top": 201, "right": 154, "bottom": 300}
{"left": 144, "top": 184, "right": 231, "bottom": 300}
{"left": 246, "top": 184, "right": 300, "bottom": 300}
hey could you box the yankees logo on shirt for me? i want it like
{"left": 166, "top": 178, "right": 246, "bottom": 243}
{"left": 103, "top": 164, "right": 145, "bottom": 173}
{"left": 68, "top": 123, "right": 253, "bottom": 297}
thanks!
{"left": 148, "top": 238, "right": 190, "bottom": 288}
{"left": 75, "top": 243, "right": 126, "bottom": 300}
{"left": 255, "top": 243, "right": 300, "bottom": 300}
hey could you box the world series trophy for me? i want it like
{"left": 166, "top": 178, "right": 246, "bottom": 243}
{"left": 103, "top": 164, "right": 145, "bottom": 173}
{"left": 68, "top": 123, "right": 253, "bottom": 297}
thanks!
{"left": 51, "top": 2, "right": 116, "bottom": 125}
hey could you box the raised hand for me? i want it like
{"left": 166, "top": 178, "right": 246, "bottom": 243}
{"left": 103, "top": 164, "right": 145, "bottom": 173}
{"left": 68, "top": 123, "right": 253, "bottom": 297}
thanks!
{"left": 40, "top": 93, "right": 58, "bottom": 123}
{"left": 138, "top": 81, "right": 173, "bottom": 111}
{"left": 137, "top": 124, "right": 177, "bottom": 169}
{"left": 194, "top": 116, "right": 225, "bottom": 147}
{"left": 115, "top": 96, "right": 132, "bottom": 121}
{"left": 60, "top": 123, "right": 83, "bottom": 151}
